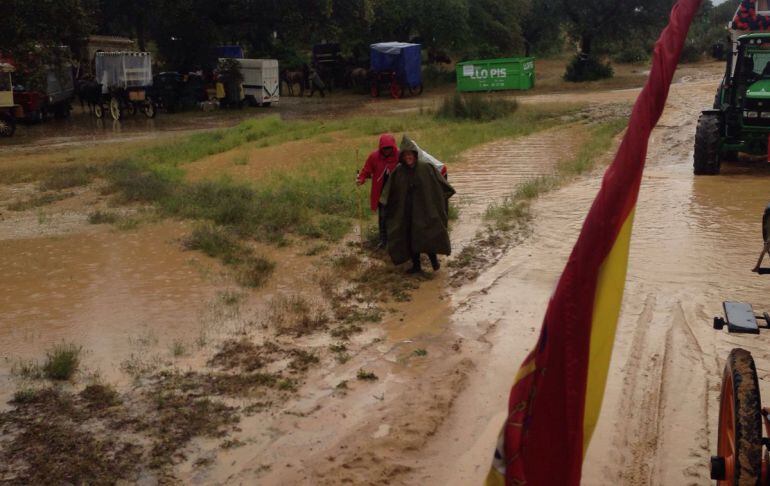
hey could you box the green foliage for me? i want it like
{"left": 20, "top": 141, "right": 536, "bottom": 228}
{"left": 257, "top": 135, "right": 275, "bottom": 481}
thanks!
{"left": 39, "top": 166, "right": 97, "bottom": 192}
{"left": 680, "top": 0, "right": 736, "bottom": 64}
{"left": 87, "top": 210, "right": 119, "bottom": 224}
{"left": 43, "top": 343, "right": 82, "bottom": 381}
{"left": 2, "top": 0, "right": 95, "bottom": 85}
{"left": 436, "top": 93, "right": 518, "bottom": 121}
{"left": 564, "top": 55, "right": 614, "bottom": 82}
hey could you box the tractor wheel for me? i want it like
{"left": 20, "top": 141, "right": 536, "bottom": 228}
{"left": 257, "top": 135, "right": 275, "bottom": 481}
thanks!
{"left": 0, "top": 113, "right": 16, "bottom": 137}
{"left": 409, "top": 83, "right": 424, "bottom": 96}
{"left": 390, "top": 80, "right": 403, "bottom": 99}
{"left": 142, "top": 99, "right": 157, "bottom": 118}
{"left": 94, "top": 104, "right": 105, "bottom": 119}
{"left": 712, "top": 348, "right": 762, "bottom": 485}
{"left": 109, "top": 97, "right": 122, "bottom": 121}
{"left": 694, "top": 112, "right": 722, "bottom": 175}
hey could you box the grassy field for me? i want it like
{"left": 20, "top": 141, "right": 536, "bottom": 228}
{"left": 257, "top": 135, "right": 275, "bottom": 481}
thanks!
{"left": 90, "top": 102, "right": 582, "bottom": 263}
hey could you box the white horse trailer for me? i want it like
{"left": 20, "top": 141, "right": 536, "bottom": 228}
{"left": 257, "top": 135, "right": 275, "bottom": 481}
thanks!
{"left": 234, "top": 59, "right": 279, "bottom": 107}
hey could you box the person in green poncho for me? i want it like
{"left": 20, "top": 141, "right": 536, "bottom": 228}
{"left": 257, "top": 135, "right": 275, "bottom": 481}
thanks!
{"left": 379, "top": 136, "right": 456, "bottom": 273}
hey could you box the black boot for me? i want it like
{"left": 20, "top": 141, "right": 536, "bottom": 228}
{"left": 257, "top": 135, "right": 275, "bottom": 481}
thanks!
{"left": 429, "top": 254, "right": 440, "bottom": 271}
{"left": 407, "top": 254, "right": 422, "bottom": 274}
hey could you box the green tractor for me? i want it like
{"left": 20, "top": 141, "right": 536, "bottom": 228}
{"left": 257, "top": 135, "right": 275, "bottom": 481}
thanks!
{"left": 695, "top": 33, "right": 770, "bottom": 175}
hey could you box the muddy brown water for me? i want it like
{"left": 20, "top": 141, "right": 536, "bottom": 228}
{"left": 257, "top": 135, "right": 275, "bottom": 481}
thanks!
{"left": 3, "top": 63, "right": 765, "bottom": 484}
{"left": 0, "top": 223, "right": 220, "bottom": 391}
{"left": 407, "top": 77, "right": 770, "bottom": 485}
{"left": 450, "top": 126, "right": 587, "bottom": 246}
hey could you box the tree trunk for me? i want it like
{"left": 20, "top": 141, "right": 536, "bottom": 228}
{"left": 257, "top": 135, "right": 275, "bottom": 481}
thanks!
{"left": 580, "top": 34, "right": 593, "bottom": 56}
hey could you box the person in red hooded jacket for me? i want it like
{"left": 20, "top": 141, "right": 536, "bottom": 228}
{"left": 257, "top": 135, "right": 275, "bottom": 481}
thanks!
{"left": 357, "top": 133, "right": 399, "bottom": 248}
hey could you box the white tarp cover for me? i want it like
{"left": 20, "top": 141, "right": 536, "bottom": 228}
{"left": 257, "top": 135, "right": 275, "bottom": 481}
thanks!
{"left": 370, "top": 42, "right": 420, "bottom": 55}
{"left": 95, "top": 52, "right": 152, "bottom": 91}
{"left": 409, "top": 138, "right": 446, "bottom": 174}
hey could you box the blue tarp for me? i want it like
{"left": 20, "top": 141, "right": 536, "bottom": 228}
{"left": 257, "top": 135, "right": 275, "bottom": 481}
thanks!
{"left": 370, "top": 42, "right": 422, "bottom": 88}
{"left": 215, "top": 46, "right": 244, "bottom": 59}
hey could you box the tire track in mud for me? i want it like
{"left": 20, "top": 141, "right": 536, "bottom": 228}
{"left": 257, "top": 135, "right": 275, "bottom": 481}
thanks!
{"left": 608, "top": 294, "right": 715, "bottom": 486}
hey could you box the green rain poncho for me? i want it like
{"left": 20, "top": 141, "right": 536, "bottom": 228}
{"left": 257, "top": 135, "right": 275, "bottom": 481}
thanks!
{"left": 379, "top": 136, "right": 456, "bottom": 265}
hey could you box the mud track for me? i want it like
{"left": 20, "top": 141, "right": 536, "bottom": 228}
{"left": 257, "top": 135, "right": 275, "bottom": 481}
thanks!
{"left": 6, "top": 62, "right": 768, "bottom": 485}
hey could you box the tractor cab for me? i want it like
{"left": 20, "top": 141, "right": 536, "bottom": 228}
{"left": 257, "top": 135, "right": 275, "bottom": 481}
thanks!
{"left": 0, "top": 62, "right": 17, "bottom": 137}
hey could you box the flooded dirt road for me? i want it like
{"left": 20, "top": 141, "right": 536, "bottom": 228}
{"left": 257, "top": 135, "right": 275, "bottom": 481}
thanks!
{"left": 393, "top": 76, "right": 770, "bottom": 484}
{"left": 2, "top": 60, "right": 760, "bottom": 484}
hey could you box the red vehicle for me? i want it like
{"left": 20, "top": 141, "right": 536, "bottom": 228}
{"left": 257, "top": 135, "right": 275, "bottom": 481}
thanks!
{"left": 9, "top": 57, "right": 75, "bottom": 122}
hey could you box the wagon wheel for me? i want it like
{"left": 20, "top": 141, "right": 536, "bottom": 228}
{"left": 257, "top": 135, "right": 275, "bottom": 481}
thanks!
{"left": 109, "top": 97, "right": 122, "bottom": 121}
{"left": 390, "top": 78, "right": 403, "bottom": 99}
{"left": 142, "top": 99, "right": 157, "bottom": 119}
{"left": 408, "top": 83, "right": 424, "bottom": 96}
{"left": 125, "top": 102, "right": 137, "bottom": 117}
{"left": 711, "top": 348, "right": 763, "bottom": 485}
{"left": 0, "top": 113, "right": 15, "bottom": 137}
{"left": 93, "top": 104, "right": 105, "bottom": 119}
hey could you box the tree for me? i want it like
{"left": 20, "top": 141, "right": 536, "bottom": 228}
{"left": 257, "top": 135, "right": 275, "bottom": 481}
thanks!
{"left": 0, "top": 0, "right": 97, "bottom": 88}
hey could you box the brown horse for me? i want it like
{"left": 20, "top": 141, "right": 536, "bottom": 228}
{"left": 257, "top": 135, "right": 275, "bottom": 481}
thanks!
{"left": 348, "top": 67, "right": 370, "bottom": 92}
{"left": 281, "top": 68, "right": 306, "bottom": 96}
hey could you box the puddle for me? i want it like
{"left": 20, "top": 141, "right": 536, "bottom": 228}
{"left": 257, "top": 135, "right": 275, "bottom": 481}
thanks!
{"left": 0, "top": 222, "right": 220, "bottom": 390}
{"left": 450, "top": 126, "right": 588, "bottom": 247}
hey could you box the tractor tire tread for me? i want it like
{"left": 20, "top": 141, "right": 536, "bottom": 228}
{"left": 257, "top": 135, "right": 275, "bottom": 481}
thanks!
{"left": 722, "top": 348, "right": 762, "bottom": 484}
{"left": 694, "top": 112, "right": 722, "bottom": 175}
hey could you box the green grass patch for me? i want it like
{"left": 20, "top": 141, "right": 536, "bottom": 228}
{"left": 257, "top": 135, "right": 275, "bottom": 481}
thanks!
{"left": 99, "top": 106, "right": 579, "bottom": 247}
{"left": 7, "top": 192, "right": 73, "bottom": 211}
{"left": 87, "top": 210, "right": 119, "bottom": 224}
{"left": 184, "top": 223, "right": 275, "bottom": 287}
{"left": 436, "top": 93, "right": 519, "bottom": 121}
{"left": 43, "top": 343, "right": 82, "bottom": 380}
{"left": 356, "top": 369, "right": 378, "bottom": 381}
{"left": 39, "top": 165, "right": 97, "bottom": 191}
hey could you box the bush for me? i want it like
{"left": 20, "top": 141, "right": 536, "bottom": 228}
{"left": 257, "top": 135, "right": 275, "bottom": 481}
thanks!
{"left": 423, "top": 64, "right": 456, "bottom": 88}
{"left": 43, "top": 343, "right": 81, "bottom": 380}
{"left": 678, "top": 42, "right": 703, "bottom": 64}
{"left": 564, "top": 55, "right": 614, "bottom": 82}
{"left": 436, "top": 93, "right": 518, "bottom": 121}
{"left": 104, "top": 159, "right": 174, "bottom": 203}
{"left": 87, "top": 210, "right": 119, "bottom": 224}
{"left": 183, "top": 223, "right": 244, "bottom": 263}
{"left": 612, "top": 46, "right": 649, "bottom": 64}
{"left": 39, "top": 165, "right": 97, "bottom": 191}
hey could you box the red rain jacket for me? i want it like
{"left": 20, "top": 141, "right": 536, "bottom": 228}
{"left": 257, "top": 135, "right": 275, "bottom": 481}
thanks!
{"left": 357, "top": 133, "right": 399, "bottom": 211}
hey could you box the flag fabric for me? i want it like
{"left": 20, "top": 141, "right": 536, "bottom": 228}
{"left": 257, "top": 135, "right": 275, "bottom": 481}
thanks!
{"left": 485, "top": 0, "right": 703, "bottom": 484}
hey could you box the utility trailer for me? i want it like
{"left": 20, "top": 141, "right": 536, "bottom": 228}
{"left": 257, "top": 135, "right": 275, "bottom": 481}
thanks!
{"left": 369, "top": 42, "right": 423, "bottom": 99}
{"left": 94, "top": 51, "right": 156, "bottom": 120}
{"left": 235, "top": 59, "right": 279, "bottom": 107}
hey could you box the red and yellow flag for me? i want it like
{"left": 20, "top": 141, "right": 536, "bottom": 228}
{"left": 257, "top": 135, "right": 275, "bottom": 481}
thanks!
{"left": 486, "top": 0, "right": 702, "bottom": 484}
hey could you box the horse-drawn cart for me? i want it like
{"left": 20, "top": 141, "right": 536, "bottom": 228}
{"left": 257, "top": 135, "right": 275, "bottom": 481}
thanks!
{"left": 94, "top": 51, "right": 156, "bottom": 121}
{"left": 369, "top": 42, "right": 423, "bottom": 99}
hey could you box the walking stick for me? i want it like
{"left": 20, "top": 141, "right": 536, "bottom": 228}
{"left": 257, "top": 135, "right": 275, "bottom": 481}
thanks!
{"left": 355, "top": 149, "right": 364, "bottom": 243}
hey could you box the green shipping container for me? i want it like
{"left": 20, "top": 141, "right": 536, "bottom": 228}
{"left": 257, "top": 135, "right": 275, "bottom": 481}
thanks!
{"left": 455, "top": 57, "right": 535, "bottom": 92}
